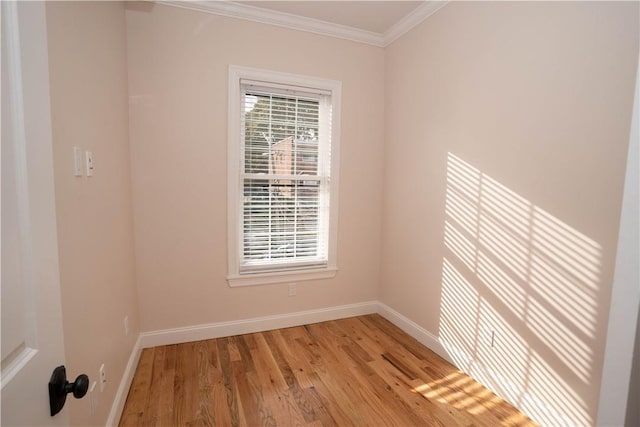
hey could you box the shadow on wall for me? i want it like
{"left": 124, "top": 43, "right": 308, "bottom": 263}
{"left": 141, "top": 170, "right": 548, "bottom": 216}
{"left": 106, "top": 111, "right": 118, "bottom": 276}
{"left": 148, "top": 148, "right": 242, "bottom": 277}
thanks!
{"left": 438, "top": 153, "right": 603, "bottom": 426}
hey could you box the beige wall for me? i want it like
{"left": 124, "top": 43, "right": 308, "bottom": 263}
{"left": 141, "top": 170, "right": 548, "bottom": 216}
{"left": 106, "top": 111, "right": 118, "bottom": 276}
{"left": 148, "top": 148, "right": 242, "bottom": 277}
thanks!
{"left": 382, "top": 2, "right": 638, "bottom": 425}
{"left": 46, "top": 2, "right": 139, "bottom": 425}
{"left": 125, "top": 4, "right": 385, "bottom": 332}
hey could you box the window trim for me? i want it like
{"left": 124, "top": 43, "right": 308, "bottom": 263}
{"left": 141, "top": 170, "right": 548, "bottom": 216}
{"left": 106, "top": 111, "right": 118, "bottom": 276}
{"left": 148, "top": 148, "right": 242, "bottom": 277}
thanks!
{"left": 227, "top": 65, "right": 341, "bottom": 287}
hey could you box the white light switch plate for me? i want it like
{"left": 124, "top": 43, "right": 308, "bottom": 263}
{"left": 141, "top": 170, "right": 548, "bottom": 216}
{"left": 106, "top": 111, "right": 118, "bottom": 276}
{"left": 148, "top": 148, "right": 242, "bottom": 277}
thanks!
{"left": 73, "top": 146, "right": 82, "bottom": 176}
{"left": 85, "top": 151, "right": 94, "bottom": 177}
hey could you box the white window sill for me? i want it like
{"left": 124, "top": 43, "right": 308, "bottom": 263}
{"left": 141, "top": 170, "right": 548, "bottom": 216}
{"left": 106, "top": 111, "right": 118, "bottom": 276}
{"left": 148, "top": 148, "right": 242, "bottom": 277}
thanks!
{"left": 227, "top": 267, "right": 337, "bottom": 287}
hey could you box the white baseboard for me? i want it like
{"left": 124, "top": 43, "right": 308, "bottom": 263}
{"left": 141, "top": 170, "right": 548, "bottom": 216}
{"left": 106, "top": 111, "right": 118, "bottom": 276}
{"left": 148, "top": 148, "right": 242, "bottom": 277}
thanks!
{"left": 376, "top": 302, "right": 454, "bottom": 365}
{"left": 106, "top": 335, "right": 142, "bottom": 427}
{"left": 376, "top": 303, "right": 567, "bottom": 426}
{"left": 139, "top": 301, "right": 379, "bottom": 348}
{"left": 109, "top": 301, "right": 564, "bottom": 426}
{"left": 108, "top": 301, "right": 450, "bottom": 426}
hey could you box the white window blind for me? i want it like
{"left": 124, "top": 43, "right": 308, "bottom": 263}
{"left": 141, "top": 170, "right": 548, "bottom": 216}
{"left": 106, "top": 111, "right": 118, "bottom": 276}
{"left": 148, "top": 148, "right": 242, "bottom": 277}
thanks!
{"left": 239, "top": 81, "right": 332, "bottom": 274}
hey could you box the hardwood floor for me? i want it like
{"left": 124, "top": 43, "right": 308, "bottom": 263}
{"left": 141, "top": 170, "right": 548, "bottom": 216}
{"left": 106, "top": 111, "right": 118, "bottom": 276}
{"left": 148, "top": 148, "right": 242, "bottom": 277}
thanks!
{"left": 119, "top": 314, "right": 536, "bottom": 426}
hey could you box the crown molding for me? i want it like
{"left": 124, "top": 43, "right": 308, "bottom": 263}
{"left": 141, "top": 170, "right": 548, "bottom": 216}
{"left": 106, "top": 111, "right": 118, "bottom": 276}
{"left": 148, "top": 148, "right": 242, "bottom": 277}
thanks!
{"left": 160, "top": 1, "right": 385, "bottom": 46}
{"left": 158, "top": 1, "right": 448, "bottom": 48}
{"left": 382, "top": 1, "right": 448, "bottom": 46}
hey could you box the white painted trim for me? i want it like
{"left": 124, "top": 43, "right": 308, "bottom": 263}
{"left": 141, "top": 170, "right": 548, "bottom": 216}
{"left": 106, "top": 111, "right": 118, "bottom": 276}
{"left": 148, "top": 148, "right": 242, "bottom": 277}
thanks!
{"left": 382, "top": 1, "right": 449, "bottom": 46}
{"left": 115, "top": 302, "right": 578, "bottom": 426}
{"left": 227, "top": 65, "right": 342, "bottom": 287}
{"left": 0, "top": 348, "right": 38, "bottom": 390}
{"left": 139, "top": 301, "right": 378, "bottom": 348}
{"left": 375, "top": 303, "right": 572, "bottom": 425}
{"left": 227, "top": 267, "right": 337, "bottom": 287}
{"left": 161, "top": 0, "right": 384, "bottom": 46}
{"left": 227, "top": 65, "right": 242, "bottom": 281}
{"left": 106, "top": 336, "right": 143, "bottom": 427}
{"left": 158, "top": 1, "right": 448, "bottom": 47}
{"left": 376, "top": 302, "right": 454, "bottom": 364}
{"left": 134, "top": 300, "right": 451, "bottom": 358}
{"left": 596, "top": 62, "right": 640, "bottom": 426}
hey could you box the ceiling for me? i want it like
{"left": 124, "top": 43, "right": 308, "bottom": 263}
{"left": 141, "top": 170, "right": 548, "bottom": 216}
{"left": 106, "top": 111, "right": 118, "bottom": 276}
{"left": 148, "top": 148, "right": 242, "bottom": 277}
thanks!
{"left": 236, "top": 1, "right": 424, "bottom": 34}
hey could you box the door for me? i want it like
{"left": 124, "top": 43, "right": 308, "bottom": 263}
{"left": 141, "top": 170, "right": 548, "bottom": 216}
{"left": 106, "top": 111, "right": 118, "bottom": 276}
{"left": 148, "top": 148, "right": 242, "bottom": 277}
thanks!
{"left": 1, "top": 1, "right": 69, "bottom": 425}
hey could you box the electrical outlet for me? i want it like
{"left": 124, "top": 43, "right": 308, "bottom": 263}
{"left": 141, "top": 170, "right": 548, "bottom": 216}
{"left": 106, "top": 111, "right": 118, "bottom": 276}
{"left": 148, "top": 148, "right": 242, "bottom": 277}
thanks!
{"left": 73, "top": 146, "right": 82, "bottom": 176}
{"left": 124, "top": 315, "right": 129, "bottom": 336}
{"left": 481, "top": 326, "right": 495, "bottom": 348}
{"left": 99, "top": 364, "right": 106, "bottom": 392}
{"left": 89, "top": 381, "right": 98, "bottom": 415}
{"left": 85, "top": 151, "right": 94, "bottom": 177}
{"left": 288, "top": 283, "right": 297, "bottom": 297}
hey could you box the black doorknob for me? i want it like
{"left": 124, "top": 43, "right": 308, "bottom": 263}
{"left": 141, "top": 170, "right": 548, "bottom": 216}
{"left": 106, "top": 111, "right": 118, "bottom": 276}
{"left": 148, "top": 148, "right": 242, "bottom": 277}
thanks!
{"left": 65, "top": 373, "right": 89, "bottom": 399}
{"left": 48, "top": 365, "right": 89, "bottom": 416}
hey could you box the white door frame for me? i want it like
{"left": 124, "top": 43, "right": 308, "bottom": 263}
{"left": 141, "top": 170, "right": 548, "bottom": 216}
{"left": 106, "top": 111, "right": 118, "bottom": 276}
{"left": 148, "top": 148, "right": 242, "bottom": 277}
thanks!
{"left": 596, "top": 63, "right": 640, "bottom": 425}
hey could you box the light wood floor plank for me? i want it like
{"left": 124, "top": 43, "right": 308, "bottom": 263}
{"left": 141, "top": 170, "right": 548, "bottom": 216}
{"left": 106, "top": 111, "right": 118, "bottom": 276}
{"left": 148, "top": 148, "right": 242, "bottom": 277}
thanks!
{"left": 120, "top": 314, "right": 537, "bottom": 427}
{"left": 119, "top": 347, "right": 155, "bottom": 426}
{"left": 217, "top": 337, "right": 245, "bottom": 427}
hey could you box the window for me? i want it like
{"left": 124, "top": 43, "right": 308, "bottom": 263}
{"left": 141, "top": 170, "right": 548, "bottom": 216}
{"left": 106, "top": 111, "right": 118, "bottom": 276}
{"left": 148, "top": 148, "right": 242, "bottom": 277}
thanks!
{"left": 227, "top": 66, "right": 341, "bottom": 286}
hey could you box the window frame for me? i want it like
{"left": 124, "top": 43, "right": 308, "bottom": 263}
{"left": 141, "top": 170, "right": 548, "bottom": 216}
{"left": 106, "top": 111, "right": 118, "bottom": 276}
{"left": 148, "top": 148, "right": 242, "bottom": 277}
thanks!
{"left": 227, "top": 65, "right": 341, "bottom": 287}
